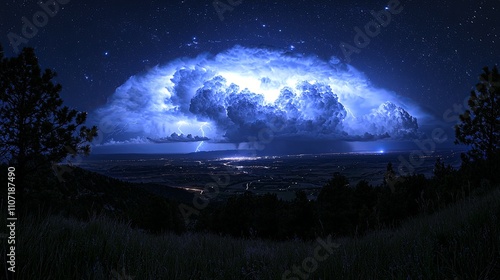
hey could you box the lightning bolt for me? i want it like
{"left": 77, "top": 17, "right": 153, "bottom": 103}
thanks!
{"left": 195, "top": 122, "right": 210, "bottom": 152}
{"left": 345, "top": 107, "right": 356, "bottom": 119}
{"left": 177, "top": 120, "right": 187, "bottom": 134}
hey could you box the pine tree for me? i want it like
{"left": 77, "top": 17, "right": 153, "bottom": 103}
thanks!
{"left": 455, "top": 66, "right": 500, "bottom": 161}
{"left": 0, "top": 47, "right": 98, "bottom": 197}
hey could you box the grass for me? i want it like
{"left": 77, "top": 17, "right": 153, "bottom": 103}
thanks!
{"left": 9, "top": 188, "right": 500, "bottom": 279}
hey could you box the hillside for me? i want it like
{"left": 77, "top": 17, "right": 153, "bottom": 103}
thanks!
{"left": 0, "top": 164, "right": 194, "bottom": 234}
{"left": 12, "top": 186, "right": 500, "bottom": 279}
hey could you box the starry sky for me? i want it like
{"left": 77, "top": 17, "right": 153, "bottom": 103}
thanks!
{"left": 1, "top": 0, "right": 498, "bottom": 153}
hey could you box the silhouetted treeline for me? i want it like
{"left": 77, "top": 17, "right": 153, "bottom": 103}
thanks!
{"left": 1, "top": 151, "right": 498, "bottom": 241}
{"left": 192, "top": 155, "right": 500, "bottom": 241}
{"left": 0, "top": 164, "right": 187, "bottom": 234}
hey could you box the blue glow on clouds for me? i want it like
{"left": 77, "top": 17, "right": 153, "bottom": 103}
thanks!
{"left": 93, "top": 45, "right": 428, "bottom": 152}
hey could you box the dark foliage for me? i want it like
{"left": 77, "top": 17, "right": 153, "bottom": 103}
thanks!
{"left": 317, "top": 173, "right": 356, "bottom": 236}
{"left": 455, "top": 66, "right": 500, "bottom": 162}
{"left": 193, "top": 156, "right": 499, "bottom": 241}
{"left": 0, "top": 164, "right": 187, "bottom": 234}
{"left": 0, "top": 47, "right": 97, "bottom": 198}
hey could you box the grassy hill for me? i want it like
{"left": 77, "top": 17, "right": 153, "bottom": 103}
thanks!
{"left": 11, "top": 185, "right": 500, "bottom": 279}
{"left": 0, "top": 164, "right": 194, "bottom": 235}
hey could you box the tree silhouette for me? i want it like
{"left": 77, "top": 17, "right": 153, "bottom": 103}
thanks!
{"left": 317, "top": 173, "right": 355, "bottom": 235}
{"left": 0, "top": 47, "right": 97, "bottom": 197}
{"left": 455, "top": 66, "right": 500, "bottom": 161}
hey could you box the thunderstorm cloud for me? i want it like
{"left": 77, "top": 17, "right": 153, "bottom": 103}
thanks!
{"left": 94, "top": 45, "right": 423, "bottom": 145}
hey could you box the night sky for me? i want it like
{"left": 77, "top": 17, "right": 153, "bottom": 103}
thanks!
{"left": 1, "top": 0, "right": 498, "bottom": 153}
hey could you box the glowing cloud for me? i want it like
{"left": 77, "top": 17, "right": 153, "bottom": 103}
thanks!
{"left": 94, "top": 45, "right": 424, "bottom": 145}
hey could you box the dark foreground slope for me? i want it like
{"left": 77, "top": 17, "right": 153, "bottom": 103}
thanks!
{"left": 0, "top": 164, "right": 194, "bottom": 234}
{"left": 12, "top": 187, "right": 500, "bottom": 279}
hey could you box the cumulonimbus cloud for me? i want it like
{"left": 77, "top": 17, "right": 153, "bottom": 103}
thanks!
{"left": 94, "top": 45, "right": 424, "bottom": 145}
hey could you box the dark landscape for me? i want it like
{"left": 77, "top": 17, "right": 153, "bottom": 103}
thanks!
{"left": 76, "top": 150, "right": 464, "bottom": 200}
{"left": 1, "top": 0, "right": 500, "bottom": 279}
